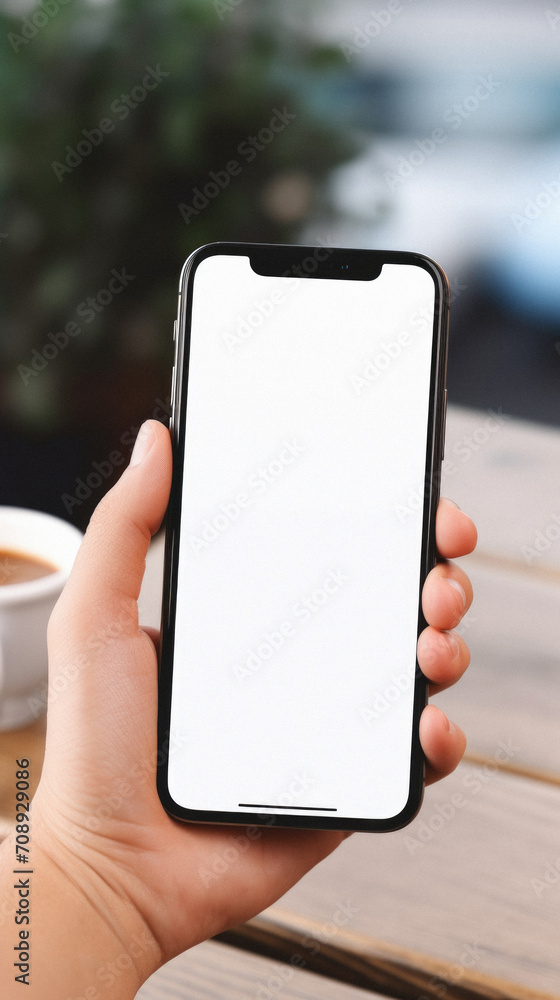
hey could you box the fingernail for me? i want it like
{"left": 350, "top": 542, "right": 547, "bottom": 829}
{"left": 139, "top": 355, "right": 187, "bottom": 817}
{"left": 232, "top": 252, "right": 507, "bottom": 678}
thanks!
{"left": 447, "top": 578, "right": 466, "bottom": 612}
{"left": 442, "top": 497, "right": 461, "bottom": 510}
{"left": 130, "top": 421, "right": 155, "bottom": 468}
{"left": 445, "top": 630, "right": 460, "bottom": 661}
{"left": 436, "top": 707, "right": 455, "bottom": 735}
{"left": 433, "top": 704, "right": 452, "bottom": 732}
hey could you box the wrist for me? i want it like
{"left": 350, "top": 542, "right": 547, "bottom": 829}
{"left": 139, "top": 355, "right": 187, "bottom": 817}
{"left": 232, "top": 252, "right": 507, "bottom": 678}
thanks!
{"left": 1, "top": 817, "right": 162, "bottom": 999}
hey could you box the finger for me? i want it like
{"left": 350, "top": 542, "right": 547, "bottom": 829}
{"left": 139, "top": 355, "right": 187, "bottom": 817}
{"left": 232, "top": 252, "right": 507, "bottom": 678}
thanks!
{"left": 50, "top": 420, "right": 172, "bottom": 645}
{"left": 435, "top": 498, "right": 477, "bottom": 559}
{"left": 417, "top": 625, "right": 470, "bottom": 694}
{"left": 420, "top": 704, "right": 467, "bottom": 785}
{"left": 141, "top": 626, "right": 160, "bottom": 653}
{"left": 422, "top": 560, "right": 473, "bottom": 630}
{"left": 142, "top": 625, "right": 161, "bottom": 668}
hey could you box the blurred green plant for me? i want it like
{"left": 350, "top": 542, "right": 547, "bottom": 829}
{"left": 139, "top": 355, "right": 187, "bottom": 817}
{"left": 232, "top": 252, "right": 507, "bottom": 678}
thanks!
{"left": 0, "top": 0, "right": 355, "bottom": 441}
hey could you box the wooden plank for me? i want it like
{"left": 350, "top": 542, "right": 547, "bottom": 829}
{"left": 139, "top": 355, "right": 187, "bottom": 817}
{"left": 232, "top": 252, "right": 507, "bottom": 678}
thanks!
{"left": 442, "top": 406, "right": 560, "bottom": 575}
{"left": 438, "top": 405, "right": 560, "bottom": 779}
{"left": 269, "top": 765, "right": 560, "bottom": 996}
{"left": 436, "top": 559, "right": 560, "bottom": 778}
{"left": 461, "top": 752, "right": 560, "bottom": 790}
{"left": 137, "top": 937, "right": 391, "bottom": 1000}
{"left": 218, "top": 913, "right": 556, "bottom": 1000}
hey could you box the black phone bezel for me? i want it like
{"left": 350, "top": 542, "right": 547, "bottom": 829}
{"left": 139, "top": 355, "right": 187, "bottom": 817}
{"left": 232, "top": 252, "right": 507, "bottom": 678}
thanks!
{"left": 157, "top": 242, "right": 449, "bottom": 833}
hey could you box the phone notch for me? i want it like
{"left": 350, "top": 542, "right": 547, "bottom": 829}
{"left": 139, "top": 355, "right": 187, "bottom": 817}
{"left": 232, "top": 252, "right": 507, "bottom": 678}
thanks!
{"left": 248, "top": 244, "right": 384, "bottom": 282}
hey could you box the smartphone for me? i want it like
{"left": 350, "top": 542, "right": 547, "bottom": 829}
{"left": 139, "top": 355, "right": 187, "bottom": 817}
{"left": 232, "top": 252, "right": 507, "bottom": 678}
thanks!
{"left": 157, "top": 242, "right": 448, "bottom": 832}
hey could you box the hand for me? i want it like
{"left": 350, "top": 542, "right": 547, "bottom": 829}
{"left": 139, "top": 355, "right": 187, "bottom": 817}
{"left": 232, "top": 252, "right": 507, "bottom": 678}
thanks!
{"left": 3, "top": 420, "right": 475, "bottom": 998}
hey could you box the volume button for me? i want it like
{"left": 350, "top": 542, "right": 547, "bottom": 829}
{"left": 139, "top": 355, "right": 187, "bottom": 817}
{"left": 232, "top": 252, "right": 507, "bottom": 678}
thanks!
{"left": 441, "top": 387, "right": 448, "bottom": 459}
{"left": 173, "top": 320, "right": 177, "bottom": 341}
{"left": 170, "top": 366, "right": 176, "bottom": 408}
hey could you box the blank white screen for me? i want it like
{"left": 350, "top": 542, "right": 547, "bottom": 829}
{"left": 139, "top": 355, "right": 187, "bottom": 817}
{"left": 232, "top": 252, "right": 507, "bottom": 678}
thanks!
{"left": 168, "top": 254, "right": 435, "bottom": 820}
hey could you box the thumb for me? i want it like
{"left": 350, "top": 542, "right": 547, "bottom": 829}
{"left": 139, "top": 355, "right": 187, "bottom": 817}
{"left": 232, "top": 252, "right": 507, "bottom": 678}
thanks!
{"left": 43, "top": 420, "right": 172, "bottom": 761}
{"left": 57, "top": 419, "right": 172, "bottom": 627}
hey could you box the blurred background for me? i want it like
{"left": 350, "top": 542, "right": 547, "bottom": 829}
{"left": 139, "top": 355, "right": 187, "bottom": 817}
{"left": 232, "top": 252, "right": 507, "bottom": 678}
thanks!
{"left": 1, "top": 0, "right": 559, "bottom": 530}
{"left": 1, "top": 3, "right": 560, "bottom": 993}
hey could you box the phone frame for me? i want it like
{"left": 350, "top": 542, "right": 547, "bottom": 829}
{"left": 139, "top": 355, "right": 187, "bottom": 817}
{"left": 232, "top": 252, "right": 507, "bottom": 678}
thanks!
{"left": 157, "top": 242, "right": 449, "bottom": 833}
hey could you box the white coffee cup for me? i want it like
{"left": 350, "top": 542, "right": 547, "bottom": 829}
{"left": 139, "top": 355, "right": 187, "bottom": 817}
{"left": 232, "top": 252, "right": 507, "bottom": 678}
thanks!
{"left": 0, "top": 507, "right": 82, "bottom": 731}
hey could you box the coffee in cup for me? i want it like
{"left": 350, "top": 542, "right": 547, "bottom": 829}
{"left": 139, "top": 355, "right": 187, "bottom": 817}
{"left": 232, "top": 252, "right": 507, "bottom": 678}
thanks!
{"left": 0, "top": 550, "right": 58, "bottom": 587}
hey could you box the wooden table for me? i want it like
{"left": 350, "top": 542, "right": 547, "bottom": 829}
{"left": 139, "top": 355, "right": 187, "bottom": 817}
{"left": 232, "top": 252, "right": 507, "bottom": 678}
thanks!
{"left": 1, "top": 405, "right": 559, "bottom": 999}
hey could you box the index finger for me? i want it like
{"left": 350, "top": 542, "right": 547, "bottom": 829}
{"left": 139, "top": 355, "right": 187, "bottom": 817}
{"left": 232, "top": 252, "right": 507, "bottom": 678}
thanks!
{"left": 435, "top": 498, "right": 477, "bottom": 559}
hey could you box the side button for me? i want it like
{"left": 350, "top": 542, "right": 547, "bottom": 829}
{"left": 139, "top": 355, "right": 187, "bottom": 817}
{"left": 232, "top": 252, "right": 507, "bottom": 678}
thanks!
{"left": 173, "top": 320, "right": 177, "bottom": 341}
{"left": 170, "top": 366, "right": 176, "bottom": 409}
{"left": 441, "top": 387, "right": 448, "bottom": 460}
